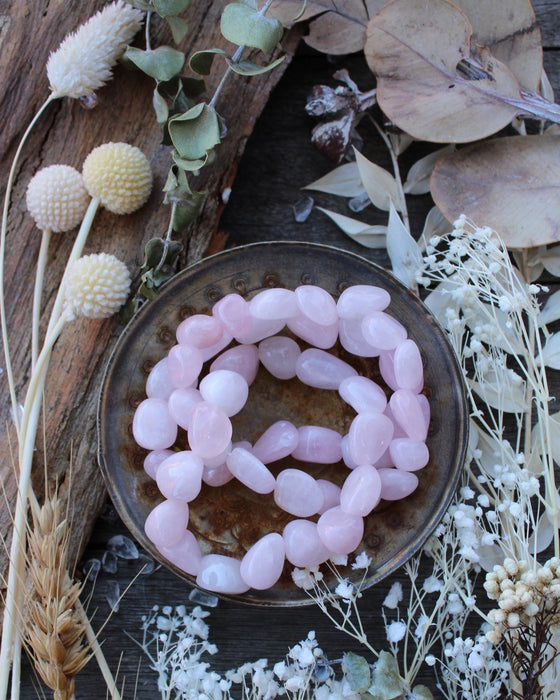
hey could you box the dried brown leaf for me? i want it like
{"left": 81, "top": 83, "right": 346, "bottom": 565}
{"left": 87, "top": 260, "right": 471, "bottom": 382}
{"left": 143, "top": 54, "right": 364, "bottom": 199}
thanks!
{"left": 431, "top": 135, "right": 560, "bottom": 248}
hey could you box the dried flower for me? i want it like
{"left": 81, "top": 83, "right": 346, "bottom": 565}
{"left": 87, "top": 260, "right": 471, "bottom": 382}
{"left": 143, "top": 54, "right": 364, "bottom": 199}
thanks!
{"left": 46, "top": 1, "right": 143, "bottom": 99}
{"left": 64, "top": 253, "right": 131, "bottom": 319}
{"left": 26, "top": 165, "right": 90, "bottom": 233}
{"left": 82, "top": 142, "right": 152, "bottom": 214}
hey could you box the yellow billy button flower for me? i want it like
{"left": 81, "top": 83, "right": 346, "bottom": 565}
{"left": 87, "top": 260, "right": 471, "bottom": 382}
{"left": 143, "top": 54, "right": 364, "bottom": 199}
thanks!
{"left": 64, "top": 253, "right": 131, "bottom": 320}
{"left": 82, "top": 142, "right": 153, "bottom": 215}
{"left": 25, "top": 165, "right": 90, "bottom": 233}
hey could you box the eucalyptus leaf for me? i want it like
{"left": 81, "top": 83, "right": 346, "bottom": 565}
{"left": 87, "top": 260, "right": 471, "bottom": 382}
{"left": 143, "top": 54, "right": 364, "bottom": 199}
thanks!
{"left": 354, "top": 148, "right": 404, "bottom": 212}
{"left": 537, "top": 246, "right": 560, "bottom": 278}
{"left": 154, "top": 0, "right": 189, "bottom": 16}
{"left": 125, "top": 46, "right": 185, "bottom": 82}
{"left": 369, "top": 651, "right": 404, "bottom": 700}
{"left": 539, "top": 290, "right": 560, "bottom": 327}
{"left": 403, "top": 145, "right": 454, "bottom": 195}
{"left": 190, "top": 48, "right": 230, "bottom": 75}
{"left": 172, "top": 151, "right": 207, "bottom": 171}
{"left": 317, "top": 207, "right": 387, "bottom": 248}
{"left": 539, "top": 332, "right": 560, "bottom": 370}
{"left": 304, "top": 162, "right": 364, "bottom": 197}
{"left": 142, "top": 237, "right": 182, "bottom": 270}
{"left": 153, "top": 88, "right": 169, "bottom": 124}
{"left": 221, "top": 3, "right": 283, "bottom": 54}
{"left": 527, "top": 509, "right": 555, "bottom": 554}
{"left": 420, "top": 206, "right": 450, "bottom": 242}
{"left": 386, "top": 203, "right": 422, "bottom": 289}
{"left": 167, "top": 16, "right": 189, "bottom": 43}
{"left": 411, "top": 686, "right": 435, "bottom": 700}
{"left": 227, "top": 55, "right": 285, "bottom": 75}
{"left": 172, "top": 192, "right": 206, "bottom": 231}
{"left": 163, "top": 164, "right": 193, "bottom": 200}
{"left": 168, "top": 103, "right": 221, "bottom": 161}
{"left": 343, "top": 652, "right": 371, "bottom": 692}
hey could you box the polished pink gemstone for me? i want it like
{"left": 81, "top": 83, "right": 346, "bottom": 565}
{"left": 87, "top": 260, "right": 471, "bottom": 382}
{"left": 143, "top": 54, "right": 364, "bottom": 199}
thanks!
{"left": 196, "top": 554, "right": 250, "bottom": 594}
{"left": 339, "top": 375, "right": 387, "bottom": 414}
{"left": 379, "top": 350, "right": 398, "bottom": 391}
{"left": 378, "top": 468, "right": 419, "bottom": 500}
{"left": 291, "top": 425, "right": 342, "bottom": 464}
{"left": 146, "top": 358, "right": 174, "bottom": 400}
{"left": 274, "top": 469, "right": 324, "bottom": 517}
{"left": 249, "top": 288, "right": 298, "bottom": 320}
{"left": 295, "top": 285, "right": 338, "bottom": 326}
{"left": 144, "top": 499, "right": 188, "bottom": 547}
{"left": 168, "top": 388, "right": 203, "bottom": 431}
{"left": 156, "top": 451, "right": 204, "bottom": 502}
{"left": 361, "top": 312, "right": 407, "bottom": 351}
{"left": 210, "top": 344, "right": 259, "bottom": 385}
{"left": 133, "top": 398, "right": 178, "bottom": 450}
{"left": 203, "top": 441, "right": 232, "bottom": 468}
{"left": 226, "top": 447, "right": 275, "bottom": 494}
{"left": 258, "top": 336, "right": 301, "bottom": 379}
{"left": 252, "top": 420, "right": 299, "bottom": 463}
{"left": 212, "top": 293, "right": 253, "bottom": 337}
{"left": 283, "top": 520, "right": 331, "bottom": 567}
{"left": 389, "top": 390, "right": 428, "bottom": 441}
{"left": 167, "top": 344, "right": 204, "bottom": 389}
{"left": 393, "top": 339, "right": 424, "bottom": 391}
{"left": 347, "top": 412, "right": 394, "bottom": 465}
{"left": 199, "top": 369, "right": 249, "bottom": 417}
{"left": 317, "top": 479, "right": 341, "bottom": 514}
{"left": 158, "top": 530, "right": 202, "bottom": 576}
{"left": 202, "top": 460, "right": 234, "bottom": 487}
{"left": 176, "top": 314, "right": 223, "bottom": 348}
{"left": 340, "top": 464, "right": 381, "bottom": 516}
{"left": 383, "top": 403, "right": 406, "bottom": 438}
{"left": 240, "top": 533, "right": 285, "bottom": 590}
{"left": 417, "top": 393, "right": 431, "bottom": 431}
{"left": 295, "top": 348, "right": 357, "bottom": 390}
{"left": 236, "top": 316, "right": 285, "bottom": 344}
{"left": 340, "top": 435, "right": 360, "bottom": 469}
{"left": 287, "top": 314, "right": 338, "bottom": 349}
{"left": 389, "top": 438, "right": 429, "bottom": 471}
{"left": 144, "top": 449, "right": 174, "bottom": 480}
{"left": 338, "top": 318, "right": 380, "bottom": 357}
{"left": 317, "top": 506, "right": 364, "bottom": 554}
{"left": 188, "top": 402, "right": 232, "bottom": 459}
{"left": 199, "top": 329, "right": 233, "bottom": 362}
{"left": 337, "top": 285, "right": 391, "bottom": 319}
{"left": 372, "top": 446, "right": 394, "bottom": 468}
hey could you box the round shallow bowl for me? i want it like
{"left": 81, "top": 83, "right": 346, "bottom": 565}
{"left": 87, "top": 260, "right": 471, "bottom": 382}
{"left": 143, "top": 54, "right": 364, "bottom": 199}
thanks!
{"left": 98, "top": 241, "right": 468, "bottom": 606}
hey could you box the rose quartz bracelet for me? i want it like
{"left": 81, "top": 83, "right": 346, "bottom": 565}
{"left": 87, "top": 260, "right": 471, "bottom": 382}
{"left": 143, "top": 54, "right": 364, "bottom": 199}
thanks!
{"left": 132, "top": 284, "right": 429, "bottom": 595}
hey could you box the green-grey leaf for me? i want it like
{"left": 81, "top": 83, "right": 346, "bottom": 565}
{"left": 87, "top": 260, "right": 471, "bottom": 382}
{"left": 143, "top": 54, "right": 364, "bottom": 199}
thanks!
{"left": 221, "top": 3, "right": 283, "bottom": 54}
{"left": 172, "top": 192, "right": 206, "bottom": 231}
{"left": 368, "top": 651, "right": 404, "bottom": 700}
{"left": 172, "top": 151, "right": 207, "bottom": 171}
{"left": 152, "top": 88, "right": 169, "bottom": 124}
{"left": 127, "top": 0, "right": 153, "bottom": 11}
{"left": 227, "top": 55, "right": 285, "bottom": 75}
{"left": 190, "top": 48, "right": 229, "bottom": 75}
{"left": 343, "top": 652, "right": 371, "bottom": 693}
{"left": 125, "top": 46, "right": 185, "bottom": 82}
{"left": 163, "top": 165, "right": 191, "bottom": 199}
{"left": 154, "top": 0, "right": 189, "bottom": 17}
{"left": 168, "top": 103, "right": 221, "bottom": 161}
{"left": 238, "top": 0, "right": 257, "bottom": 7}
{"left": 166, "top": 15, "right": 189, "bottom": 43}
{"left": 411, "top": 685, "right": 434, "bottom": 700}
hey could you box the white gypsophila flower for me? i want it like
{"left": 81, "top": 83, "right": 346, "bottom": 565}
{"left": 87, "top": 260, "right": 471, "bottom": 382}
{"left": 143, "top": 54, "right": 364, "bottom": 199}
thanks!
{"left": 334, "top": 580, "right": 355, "bottom": 603}
{"left": 386, "top": 620, "right": 407, "bottom": 644}
{"left": 351, "top": 552, "right": 372, "bottom": 570}
{"left": 26, "top": 165, "right": 90, "bottom": 232}
{"left": 64, "top": 252, "right": 131, "bottom": 319}
{"left": 383, "top": 582, "right": 403, "bottom": 609}
{"left": 47, "top": 1, "right": 143, "bottom": 99}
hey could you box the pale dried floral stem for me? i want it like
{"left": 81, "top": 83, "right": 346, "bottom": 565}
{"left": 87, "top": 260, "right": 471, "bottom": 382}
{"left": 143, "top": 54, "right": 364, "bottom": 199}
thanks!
{"left": 32, "top": 229, "right": 52, "bottom": 369}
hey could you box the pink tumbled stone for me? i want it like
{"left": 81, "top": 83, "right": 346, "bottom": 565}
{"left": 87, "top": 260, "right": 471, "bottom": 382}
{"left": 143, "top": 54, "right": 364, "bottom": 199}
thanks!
{"left": 295, "top": 285, "right": 338, "bottom": 326}
{"left": 317, "top": 506, "right": 364, "bottom": 555}
{"left": 389, "top": 390, "right": 428, "bottom": 441}
{"left": 199, "top": 369, "right": 249, "bottom": 416}
{"left": 291, "top": 425, "right": 342, "bottom": 464}
{"left": 156, "top": 451, "right": 204, "bottom": 502}
{"left": 347, "top": 412, "right": 394, "bottom": 465}
{"left": 417, "top": 393, "right": 431, "bottom": 431}
{"left": 133, "top": 398, "right": 178, "bottom": 450}
{"left": 212, "top": 293, "right": 252, "bottom": 337}
{"left": 339, "top": 375, "right": 387, "bottom": 414}
{"left": 236, "top": 316, "right": 285, "bottom": 344}
{"left": 146, "top": 358, "right": 174, "bottom": 400}
{"left": 274, "top": 469, "right": 324, "bottom": 517}
{"left": 379, "top": 351, "right": 398, "bottom": 392}
{"left": 252, "top": 420, "right": 299, "bottom": 463}
{"left": 258, "top": 336, "right": 301, "bottom": 380}
{"left": 203, "top": 441, "right": 232, "bottom": 468}
{"left": 384, "top": 403, "right": 406, "bottom": 439}
{"left": 196, "top": 554, "right": 250, "bottom": 594}
{"left": 240, "top": 533, "right": 285, "bottom": 590}
{"left": 226, "top": 447, "right": 275, "bottom": 494}
{"left": 378, "top": 468, "right": 419, "bottom": 500}
{"left": 287, "top": 313, "right": 338, "bottom": 349}
{"left": 337, "top": 285, "right": 391, "bottom": 319}
{"left": 202, "top": 460, "right": 234, "bottom": 487}
{"left": 167, "top": 344, "right": 204, "bottom": 389}
{"left": 210, "top": 344, "right": 259, "bottom": 385}
{"left": 389, "top": 438, "right": 429, "bottom": 471}
{"left": 295, "top": 348, "right": 357, "bottom": 390}
{"left": 317, "top": 479, "right": 341, "bottom": 514}
{"left": 338, "top": 318, "right": 380, "bottom": 357}
{"left": 394, "top": 339, "right": 424, "bottom": 391}
{"left": 158, "top": 530, "right": 202, "bottom": 576}
{"left": 340, "top": 465, "right": 381, "bottom": 516}
{"left": 361, "top": 312, "right": 407, "bottom": 351}
{"left": 372, "top": 446, "right": 394, "bottom": 468}
{"left": 199, "top": 328, "right": 233, "bottom": 362}
{"left": 340, "top": 435, "right": 360, "bottom": 470}
{"left": 176, "top": 314, "right": 223, "bottom": 348}
{"left": 144, "top": 449, "right": 174, "bottom": 480}
{"left": 144, "top": 499, "right": 188, "bottom": 548}
{"left": 249, "top": 288, "right": 298, "bottom": 320}
{"left": 283, "top": 520, "right": 331, "bottom": 567}
{"left": 189, "top": 402, "right": 232, "bottom": 459}
{"left": 168, "top": 388, "right": 203, "bottom": 431}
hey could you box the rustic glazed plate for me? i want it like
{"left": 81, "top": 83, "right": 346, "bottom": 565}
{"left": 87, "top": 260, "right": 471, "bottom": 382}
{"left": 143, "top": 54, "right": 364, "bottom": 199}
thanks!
{"left": 98, "top": 241, "right": 468, "bottom": 606}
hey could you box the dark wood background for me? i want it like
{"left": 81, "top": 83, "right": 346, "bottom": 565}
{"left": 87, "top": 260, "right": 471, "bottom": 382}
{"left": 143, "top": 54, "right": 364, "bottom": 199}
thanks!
{"left": 1, "top": 0, "right": 558, "bottom": 697}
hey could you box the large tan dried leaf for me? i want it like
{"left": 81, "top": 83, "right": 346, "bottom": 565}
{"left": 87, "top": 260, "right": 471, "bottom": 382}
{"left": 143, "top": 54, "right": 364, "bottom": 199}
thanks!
{"left": 364, "top": 0, "right": 521, "bottom": 143}
{"left": 431, "top": 135, "right": 560, "bottom": 248}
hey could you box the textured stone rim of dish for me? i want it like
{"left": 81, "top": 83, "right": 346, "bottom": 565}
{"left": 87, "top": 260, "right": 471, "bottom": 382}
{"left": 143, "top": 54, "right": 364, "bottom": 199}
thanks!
{"left": 97, "top": 241, "right": 468, "bottom": 607}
